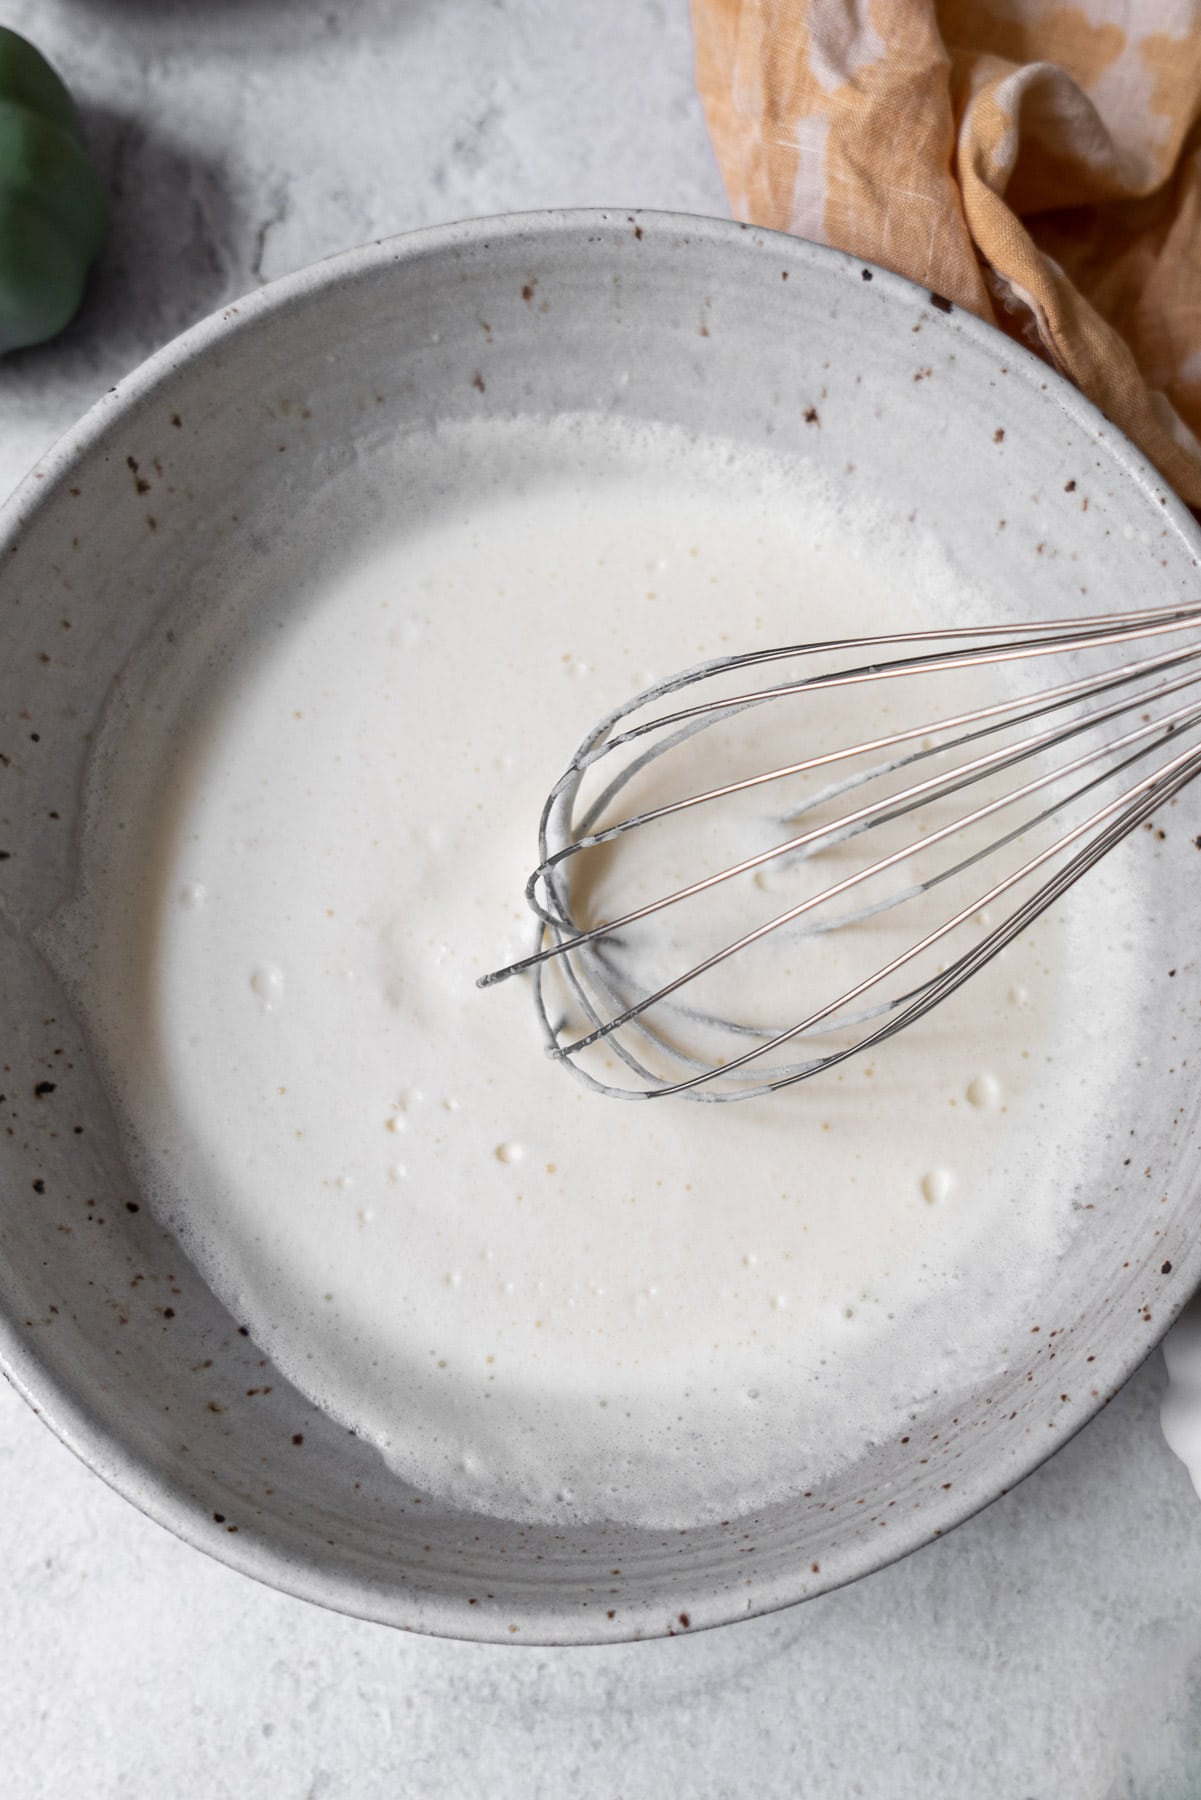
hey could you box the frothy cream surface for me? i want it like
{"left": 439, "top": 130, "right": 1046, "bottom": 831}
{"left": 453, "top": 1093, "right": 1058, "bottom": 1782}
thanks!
{"left": 55, "top": 416, "right": 1135, "bottom": 1528}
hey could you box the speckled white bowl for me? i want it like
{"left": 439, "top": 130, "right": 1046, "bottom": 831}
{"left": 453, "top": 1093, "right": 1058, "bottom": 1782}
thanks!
{"left": 2, "top": 211, "right": 1200, "bottom": 1644}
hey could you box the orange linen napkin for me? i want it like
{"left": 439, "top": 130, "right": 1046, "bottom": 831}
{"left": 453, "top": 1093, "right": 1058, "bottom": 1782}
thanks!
{"left": 691, "top": 1, "right": 1201, "bottom": 506}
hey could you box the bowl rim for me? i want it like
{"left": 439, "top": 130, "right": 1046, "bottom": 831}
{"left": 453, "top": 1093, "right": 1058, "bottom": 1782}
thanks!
{"left": 2, "top": 205, "right": 1200, "bottom": 1646}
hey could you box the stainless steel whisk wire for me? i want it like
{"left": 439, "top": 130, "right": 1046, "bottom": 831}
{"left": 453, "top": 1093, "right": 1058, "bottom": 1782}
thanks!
{"left": 480, "top": 601, "right": 1201, "bottom": 1101}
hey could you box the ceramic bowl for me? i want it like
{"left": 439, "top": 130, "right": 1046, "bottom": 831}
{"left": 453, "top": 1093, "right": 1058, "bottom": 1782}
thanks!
{"left": 2, "top": 210, "right": 1199, "bottom": 1643}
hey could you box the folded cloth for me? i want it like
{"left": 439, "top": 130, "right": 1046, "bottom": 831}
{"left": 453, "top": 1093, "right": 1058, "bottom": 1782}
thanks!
{"left": 691, "top": 0, "right": 1201, "bottom": 505}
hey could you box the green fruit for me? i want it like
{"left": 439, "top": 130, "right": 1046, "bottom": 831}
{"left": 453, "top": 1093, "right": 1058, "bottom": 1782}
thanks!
{"left": 0, "top": 28, "right": 106, "bottom": 354}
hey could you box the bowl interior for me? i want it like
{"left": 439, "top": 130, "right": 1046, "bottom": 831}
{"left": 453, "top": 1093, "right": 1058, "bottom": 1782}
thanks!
{"left": 2, "top": 212, "right": 1200, "bottom": 1643}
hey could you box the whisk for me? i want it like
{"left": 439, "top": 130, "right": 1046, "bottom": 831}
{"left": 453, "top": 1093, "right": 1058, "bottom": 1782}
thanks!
{"left": 479, "top": 600, "right": 1201, "bottom": 1101}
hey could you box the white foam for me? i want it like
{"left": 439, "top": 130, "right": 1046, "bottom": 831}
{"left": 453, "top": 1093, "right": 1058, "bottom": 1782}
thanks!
{"left": 49, "top": 413, "right": 1145, "bottom": 1528}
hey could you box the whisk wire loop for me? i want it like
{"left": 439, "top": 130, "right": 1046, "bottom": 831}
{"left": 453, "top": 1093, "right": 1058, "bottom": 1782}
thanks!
{"left": 480, "top": 599, "right": 1201, "bottom": 1100}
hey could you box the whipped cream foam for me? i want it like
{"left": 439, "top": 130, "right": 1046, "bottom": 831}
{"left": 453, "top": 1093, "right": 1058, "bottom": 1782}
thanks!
{"left": 50, "top": 414, "right": 1143, "bottom": 1528}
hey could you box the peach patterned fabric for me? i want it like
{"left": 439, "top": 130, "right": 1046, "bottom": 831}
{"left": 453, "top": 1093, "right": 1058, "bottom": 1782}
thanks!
{"left": 691, "top": 0, "right": 1201, "bottom": 504}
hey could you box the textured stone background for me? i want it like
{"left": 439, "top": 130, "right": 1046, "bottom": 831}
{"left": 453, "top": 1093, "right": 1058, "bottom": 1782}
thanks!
{"left": 4, "top": 4, "right": 1201, "bottom": 1795}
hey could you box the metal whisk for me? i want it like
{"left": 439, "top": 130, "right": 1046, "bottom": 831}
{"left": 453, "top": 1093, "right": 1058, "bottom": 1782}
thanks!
{"left": 479, "top": 601, "right": 1201, "bottom": 1101}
